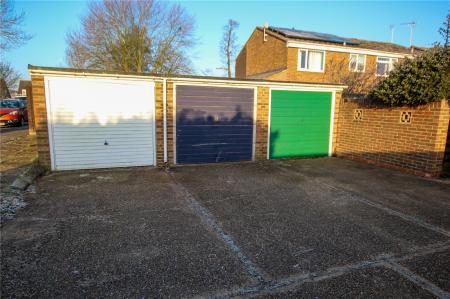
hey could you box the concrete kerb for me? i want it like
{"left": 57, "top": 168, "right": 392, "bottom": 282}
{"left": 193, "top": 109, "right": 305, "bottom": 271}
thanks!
{"left": 10, "top": 163, "right": 47, "bottom": 191}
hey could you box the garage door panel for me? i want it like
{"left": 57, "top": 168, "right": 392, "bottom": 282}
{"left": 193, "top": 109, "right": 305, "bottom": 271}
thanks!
{"left": 47, "top": 76, "right": 155, "bottom": 170}
{"left": 53, "top": 130, "right": 153, "bottom": 137}
{"left": 177, "top": 153, "right": 252, "bottom": 164}
{"left": 177, "top": 135, "right": 253, "bottom": 144}
{"left": 176, "top": 102, "right": 254, "bottom": 110}
{"left": 55, "top": 160, "right": 153, "bottom": 171}
{"left": 176, "top": 85, "right": 254, "bottom": 164}
{"left": 52, "top": 119, "right": 153, "bottom": 126}
{"left": 53, "top": 142, "right": 155, "bottom": 150}
{"left": 55, "top": 152, "right": 154, "bottom": 160}
{"left": 272, "top": 126, "right": 330, "bottom": 135}
{"left": 177, "top": 110, "right": 253, "bottom": 123}
{"left": 177, "top": 144, "right": 253, "bottom": 154}
{"left": 270, "top": 118, "right": 332, "bottom": 127}
{"left": 177, "top": 125, "right": 253, "bottom": 134}
{"left": 177, "top": 86, "right": 253, "bottom": 96}
{"left": 177, "top": 117, "right": 253, "bottom": 126}
{"left": 270, "top": 90, "right": 332, "bottom": 159}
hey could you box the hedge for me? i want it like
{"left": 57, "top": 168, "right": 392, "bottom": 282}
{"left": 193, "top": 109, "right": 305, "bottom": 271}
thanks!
{"left": 368, "top": 46, "right": 450, "bottom": 106}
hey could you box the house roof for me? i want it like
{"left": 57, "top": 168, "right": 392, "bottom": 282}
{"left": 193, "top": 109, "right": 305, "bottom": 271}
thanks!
{"left": 18, "top": 80, "right": 31, "bottom": 91}
{"left": 269, "top": 27, "right": 360, "bottom": 46}
{"left": 267, "top": 26, "right": 418, "bottom": 55}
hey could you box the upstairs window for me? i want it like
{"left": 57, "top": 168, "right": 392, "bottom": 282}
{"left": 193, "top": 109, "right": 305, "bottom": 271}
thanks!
{"left": 376, "top": 57, "right": 397, "bottom": 76}
{"left": 298, "top": 49, "right": 325, "bottom": 72}
{"left": 349, "top": 54, "right": 366, "bottom": 72}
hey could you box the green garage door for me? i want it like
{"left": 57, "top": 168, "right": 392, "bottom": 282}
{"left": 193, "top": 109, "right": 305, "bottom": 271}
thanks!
{"left": 269, "top": 90, "right": 332, "bottom": 159}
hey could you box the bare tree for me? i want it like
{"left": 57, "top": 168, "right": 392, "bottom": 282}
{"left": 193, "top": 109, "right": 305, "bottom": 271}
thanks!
{"left": 0, "top": 0, "right": 32, "bottom": 51}
{"left": 220, "top": 19, "right": 239, "bottom": 78}
{"left": 438, "top": 11, "right": 450, "bottom": 47}
{"left": 66, "top": 0, "right": 195, "bottom": 74}
{"left": 325, "top": 58, "right": 379, "bottom": 97}
{"left": 0, "top": 61, "right": 20, "bottom": 91}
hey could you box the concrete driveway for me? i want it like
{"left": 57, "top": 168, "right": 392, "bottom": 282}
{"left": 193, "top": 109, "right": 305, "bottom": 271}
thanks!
{"left": 1, "top": 158, "right": 450, "bottom": 298}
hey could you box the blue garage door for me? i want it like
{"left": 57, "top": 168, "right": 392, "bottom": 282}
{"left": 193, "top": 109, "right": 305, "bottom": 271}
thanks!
{"left": 176, "top": 85, "right": 254, "bottom": 164}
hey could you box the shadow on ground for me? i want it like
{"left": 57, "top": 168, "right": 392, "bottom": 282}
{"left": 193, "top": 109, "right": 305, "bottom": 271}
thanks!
{"left": 1, "top": 158, "right": 449, "bottom": 298}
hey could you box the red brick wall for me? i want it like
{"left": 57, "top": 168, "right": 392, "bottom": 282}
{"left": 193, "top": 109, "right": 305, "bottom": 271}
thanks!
{"left": 255, "top": 87, "right": 269, "bottom": 160}
{"left": 336, "top": 99, "right": 450, "bottom": 177}
{"left": 237, "top": 30, "right": 403, "bottom": 90}
{"left": 27, "top": 89, "right": 36, "bottom": 135}
{"left": 154, "top": 81, "right": 164, "bottom": 166}
{"left": 30, "top": 75, "right": 51, "bottom": 168}
{"left": 166, "top": 82, "right": 175, "bottom": 165}
{"left": 235, "top": 28, "right": 287, "bottom": 78}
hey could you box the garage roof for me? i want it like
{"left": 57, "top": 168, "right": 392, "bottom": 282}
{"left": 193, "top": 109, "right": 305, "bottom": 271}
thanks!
{"left": 28, "top": 65, "right": 347, "bottom": 89}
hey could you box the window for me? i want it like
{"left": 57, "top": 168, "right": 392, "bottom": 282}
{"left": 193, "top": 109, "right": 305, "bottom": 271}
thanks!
{"left": 349, "top": 54, "right": 366, "bottom": 72}
{"left": 376, "top": 57, "right": 397, "bottom": 76}
{"left": 298, "top": 49, "right": 325, "bottom": 72}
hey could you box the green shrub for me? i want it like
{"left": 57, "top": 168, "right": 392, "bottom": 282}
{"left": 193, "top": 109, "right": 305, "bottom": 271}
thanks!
{"left": 368, "top": 46, "right": 450, "bottom": 106}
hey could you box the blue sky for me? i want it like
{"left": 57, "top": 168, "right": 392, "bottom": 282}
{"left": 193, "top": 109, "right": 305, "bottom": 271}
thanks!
{"left": 5, "top": 0, "right": 449, "bottom": 80}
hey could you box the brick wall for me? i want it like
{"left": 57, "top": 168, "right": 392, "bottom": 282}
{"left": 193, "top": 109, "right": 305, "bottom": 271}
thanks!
{"left": 31, "top": 75, "right": 51, "bottom": 168}
{"left": 154, "top": 81, "right": 164, "bottom": 166}
{"left": 255, "top": 87, "right": 269, "bottom": 160}
{"left": 27, "top": 85, "right": 36, "bottom": 135}
{"left": 235, "top": 28, "right": 287, "bottom": 78}
{"left": 166, "top": 82, "right": 175, "bottom": 165}
{"left": 284, "top": 48, "right": 378, "bottom": 83}
{"left": 446, "top": 117, "right": 450, "bottom": 161}
{"left": 331, "top": 92, "right": 342, "bottom": 155}
{"left": 154, "top": 80, "right": 174, "bottom": 167}
{"left": 444, "top": 115, "right": 450, "bottom": 176}
{"left": 336, "top": 98, "right": 450, "bottom": 177}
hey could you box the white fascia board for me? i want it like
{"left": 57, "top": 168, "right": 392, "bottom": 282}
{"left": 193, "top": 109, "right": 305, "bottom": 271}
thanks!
{"left": 287, "top": 41, "right": 410, "bottom": 59}
{"left": 29, "top": 69, "right": 163, "bottom": 82}
{"left": 30, "top": 69, "right": 346, "bottom": 91}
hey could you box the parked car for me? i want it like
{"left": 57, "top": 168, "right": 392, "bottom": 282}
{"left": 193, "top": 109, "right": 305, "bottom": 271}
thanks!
{"left": 0, "top": 99, "right": 28, "bottom": 127}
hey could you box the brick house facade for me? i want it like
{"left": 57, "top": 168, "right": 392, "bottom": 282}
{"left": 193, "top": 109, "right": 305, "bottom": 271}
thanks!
{"left": 235, "top": 27, "right": 419, "bottom": 88}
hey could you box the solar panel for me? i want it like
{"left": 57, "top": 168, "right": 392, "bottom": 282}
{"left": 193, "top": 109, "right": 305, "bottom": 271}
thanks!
{"left": 270, "top": 27, "right": 360, "bottom": 46}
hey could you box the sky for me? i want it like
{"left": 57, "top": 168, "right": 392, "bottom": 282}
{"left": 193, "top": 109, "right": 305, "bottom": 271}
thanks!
{"left": 4, "top": 0, "right": 449, "bottom": 80}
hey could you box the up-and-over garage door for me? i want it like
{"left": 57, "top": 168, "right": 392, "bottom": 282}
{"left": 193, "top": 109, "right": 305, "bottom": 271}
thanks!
{"left": 46, "top": 76, "right": 155, "bottom": 170}
{"left": 175, "top": 85, "right": 255, "bottom": 164}
{"left": 269, "top": 90, "right": 332, "bottom": 159}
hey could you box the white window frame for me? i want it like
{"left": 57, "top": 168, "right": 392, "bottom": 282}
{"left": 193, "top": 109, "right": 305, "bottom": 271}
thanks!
{"left": 349, "top": 54, "right": 366, "bottom": 73}
{"left": 376, "top": 57, "right": 398, "bottom": 77}
{"left": 297, "top": 49, "right": 326, "bottom": 73}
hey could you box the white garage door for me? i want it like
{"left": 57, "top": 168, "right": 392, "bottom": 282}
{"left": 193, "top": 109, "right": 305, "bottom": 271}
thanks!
{"left": 45, "top": 76, "right": 155, "bottom": 170}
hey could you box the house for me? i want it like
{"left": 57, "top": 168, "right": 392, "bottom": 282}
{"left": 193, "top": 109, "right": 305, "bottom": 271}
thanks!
{"left": 16, "top": 80, "right": 32, "bottom": 100}
{"left": 1, "top": 78, "right": 11, "bottom": 98}
{"left": 235, "top": 26, "right": 423, "bottom": 89}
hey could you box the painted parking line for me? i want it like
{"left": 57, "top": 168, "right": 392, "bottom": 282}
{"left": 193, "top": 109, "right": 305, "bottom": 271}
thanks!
{"left": 167, "top": 171, "right": 269, "bottom": 285}
{"left": 169, "top": 165, "right": 450, "bottom": 298}
{"left": 383, "top": 260, "right": 450, "bottom": 299}
{"left": 202, "top": 242, "right": 450, "bottom": 298}
{"left": 275, "top": 163, "right": 450, "bottom": 238}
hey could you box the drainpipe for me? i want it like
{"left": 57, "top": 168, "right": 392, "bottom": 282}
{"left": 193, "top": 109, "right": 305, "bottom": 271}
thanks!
{"left": 163, "top": 78, "right": 168, "bottom": 164}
